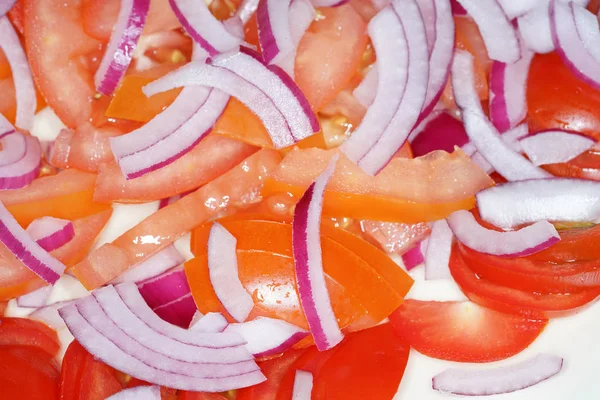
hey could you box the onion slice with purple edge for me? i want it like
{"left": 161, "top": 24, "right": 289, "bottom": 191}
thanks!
{"left": 520, "top": 130, "right": 595, "bottom": 166}
{"left": 340, "top": 5, "right": 409, "bottom": 163}
{"left": 292, "top": 370, "right": 314, "bottom": 400}
{"left": 0, "top": 134, "right": 42, "bottom": 190}
{"left": 573, "top": 4, "right": 600, "bottom": 61}
{"left": 59, "top": 298, "right": 265, "bottom": 391}
{"left": 0, "top": 130, "right": 26, "bottom": 167}
{"left": 208, "top": 222, "right": 254, "bottom": 323}
{"left": 190, "top": 312, "right": 229, "bottom": 333}
{"left": 224, "top": 317, "right": 309, "bottom": 358}
{"left": 16, "top": 285, "right": 52, "bottom": 308}
{"left": 257, "top": 0, "right": 294, "bottom": 64}
{"left": 0, "top": 201, "right": 66, "bottom": 284}
{"left": 170, "top": 0, "right": 242, "bottom": 56}
{"left": 94, "top": 0, "right": 150, "bottom": 95}
{"left": 311, "top": 0, "right": 349, "bottom": 6}
{"left": 358, "top": 0, "right": 429, "bottom": 175}
{"left": 452, "top": 50, "right": 550, "bottom": 181}
{"left": 517, "top": 3, "right": 555, "bottom": 54}
{"left": 433, "top": 353, "right": 563, "bottom": 396}
{"left": 152, "top": 293, "right": 196, "bottom": 328}
{"left": 416, "top": 0, "right": 437, "bottom": 55}
{"left": 551, "top": 1, "right": 600, "bottom": 90}
{"left": 497, "top": 0, "right": 540, "bottom": 19}
{"left": 477, "top": 178, "right": 600, "bottom": 229}
{"left": 489, "top": 48, "right": 534, "bottom": 133}
{"left": 112, "top": 244, "right": 185, "bottom": 284}
{"left": 136, "top": 267, "right": 190, "bottom": 309}
{"left": 447, "top": 210, "right": 560, "bottom": 257}
{"left": 236, "top": 0, "right": 260, "bottom": 24}
{"left": 454, "top": 0, "right": 520, "bottom": 63}
{"left": 425, "top": 219, "right": 452, "bottom": 280}
{"left": 0, "top": 17, "right": 36, "bottom": 131}
{"left": 401, "top": 239, "right": 428, "bottom": 270}
{"left": 26, "top": 217, "right": 75, "bottom": 252}
{"left": 106, "top": 385, "right": 161, "bottom": 400}
{"left": 292, "top": 154, "right": 343, "bottom": 351}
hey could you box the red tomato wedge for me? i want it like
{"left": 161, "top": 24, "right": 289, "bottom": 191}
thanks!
{"left": 0, "top": 255, "right": 45, "bottom": 301}
{"left": 389, "top": 300, "right": 548, "bottom": 363}
{"left": 263, "top": 148, "right": 493, "bottom": 223}
{"left": 0, "top": 169, "right": 110, "bottom": 227}
{"left": 0, "top": 317, "right": 60, "bottom": 356}
{"left": 0, "top": 346, "right": 60, "bottom": 399}
{"left": 94, "top": 135, "right": 258, "bottom": 203}
{"left": 179, "top": 391, "right": 228, "bottom": 400}
{"left": 450, "top": 244, "right": 600, "bottom": 318}
{"left": 295, "top": 4, "right": 368, "bottom": 111}
{"left": 72, "top": 150, "right": 282, "bottom": 289}
{"left": 529, "top": 224, "right": 600, "bottom": 263}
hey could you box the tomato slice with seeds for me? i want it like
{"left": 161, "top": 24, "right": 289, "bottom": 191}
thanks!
{"left": 0, "top": 317, "right": 60, "bottom": 356}
{"left": 389, "top": 299, "right": 547, "bottom": 363}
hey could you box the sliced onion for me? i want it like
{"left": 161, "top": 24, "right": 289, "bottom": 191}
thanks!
{"left": 224, "top": 317, "right": 309, "bottom": 358}
{"left": 208, "top": 223, "right": 254, "bottom": 323}
{"left": 340, "top": 6, "right": 409, "bottom": 163}
{"left": 357, "top": 0, "right": 430, "bottom": 175}
{"left": 169, "top": 0, "right": 241, "bottom": 55}
{"left": 551, "top": 1, "right": 600, "bottom": 90}
{"left": 0, "top": 0, "right": 15, "bottom": 17}
{"left": 292, "top": 370, "right": 314, "bottom": 400}
{"left": 517, "top": 3, "right": 555, "bottom": 54}
{"left": 16, "top": 285, "right": 52, "bottom": 308}
{"left": 26, "top": 217, "right": 75, "bottom": 252}
{"left": 497, "top": 0, "right": 539, "bottom": 19}
{"left": 137, "top": 267, "right": 189, "bottom": 309}
{"left": 292, "top": 154, "right": 343, "bottom": 351}
{"left": 451, "top": 0, "right": 467, "bottom": 15}
{"left": 410, "top": 111, "right": 469, "bottom": 156}
{"left": 94, "top": 0, "right": 150, "bottom": 95}
{"left": 29, "top": 300, "right": 71, "bottom": 330}
{"left": 424, "top": 219, "right": 453, "bottom": 280}
{"left": 455, "top": 0, "right": 520, "bottom": 63}
{"left": 447, "top": 210, "right": 560, "bottom": 257}
{"left": 573, "top": 3, "right": 600, "bottom": 61}
{"left": 452, "top": 50, "right": 550, "bottom": 181}
{"left": 152, "top": 293, "right": 197, "bottom": 328}
{"left": 416, "top": 0, "right": 437, "bottom": 55}
{"left": 0, "top": 114, "right": 14, "bottom": 138}
{"left": 401, "top": 240, "right": 427, "bottom": 270}
{"left": 353, "top": 66, "right": 378, "bottom": 108}
{"left": 477, "top": 178, "right": 600, "bottom": 228}
{"left": 465, "top": 123, "right": 529, "bottom": 173}
{"left": 236, "top": 0, "right": 261, "bottom": 24}
{"left": 0, "top": 134, "right": 41, "bottom": 189}
{"left": 0, "top": 17, "right": 36, "bottom": 131}
{"left": 158, "top": 190, "right": 192, "bottom": 209}
{"left": 489, "top": 48, "right": 534, "bottom": 133}
{"left": 106, "top": 385, "right": 161, "bottom": 400}
{"left": 433, "top": 353, "right": 563, "bottom": 396}
{"left": 520, "top": 130, "right": 595, "bottom": 166}
{"left": 60, "top": 298, "right": 265, "bottom": 391}
{"left": 190, "top": 312, "right": 229, "bottom": 333}
{"left": 112, "top": 244, "right": 185, "bottom": 284}
{"left": 0, "top": 201, "right": 65, "bottom": 284}
{"left": 0, "top": 130, "right": 26, "bottom": 167}
{"left": 311, "top": 0, "right": 349, "bottom": 6}
{"left": 257, "top": 0, "right": 294, "bottom": 64}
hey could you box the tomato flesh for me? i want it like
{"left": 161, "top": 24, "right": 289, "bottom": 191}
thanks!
{"left": 0, "top": 346, "right": 60, "bottom": 399}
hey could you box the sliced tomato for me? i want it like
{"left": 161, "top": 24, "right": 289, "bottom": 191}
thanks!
{"left": 529, "top": 224, "right": 600, "bottom": 263}
{"left": 237, "top": 349, "right": 307, "bottom": 400}
{"left": 178, "top": 392, "right": 228, "bottom": 400}
{"left": 94, "top": 135, "right": 257, "bottom": 203}
{"left": 56, "top": 209, "right": 113, "bottom": 267}
{"left": 0, "top": 169, "right": 110, "bottom": 227}
{"left": 0, "top": 254, "right": 45, "bottom": 301}
{"left": 0, "top": 317, "right": 60, "bottom": 356}
{"left": 360, "top": 220, "right": 431, "bottom": 255}
{"left": 389, "top": 299, "right": 547, "bottom": 362}
{"left": 295, "top": 4, "right": 368, "bottom": 111}
{"left": 450, "top": 243, "right": 600, "bottom": 318}
{"left": 0, "top": 346, "right": 60, "bottom": 399}
{"left": 263, "top": 148, "right": 493, "bottom": 223}
{"left": 0, "top": 301, "right": 7, "bottom": 315}
{"left": 214, "top": 99, "right": 273, "bottom": 148}
{"left": 8, "top": 0, "right": 25, "bottom": 34}
{"left": 72, "top": 150, "right": 282, "bottom": 289}
{"left": 542, "top": 149, "right": 600, "bottom": 180}
{"left": 61, "top": 340, "right": 124, "bottom": 400}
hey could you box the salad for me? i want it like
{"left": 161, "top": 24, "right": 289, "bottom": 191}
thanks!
{"left": 1, "top": 0, "right": 600, "bottom": 398}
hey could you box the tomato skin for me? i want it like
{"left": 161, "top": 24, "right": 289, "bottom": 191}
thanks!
{"left": 0, "top": 346, "right": 60, "bottom": 399}
{"left": 389, "top": 300, "right": 547, "bottom": 363}
{"left": 0, "top": 317, "right": 60, "bottom": 356}
{"left": 178, "top": 391, "right": 228, "bottom": 400}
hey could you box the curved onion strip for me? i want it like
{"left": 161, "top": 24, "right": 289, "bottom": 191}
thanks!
{"left": 573, "top": 4, "right": 600, "bottom": 62}
{"left": 416, "top": 0, "right": 437, "bottom": 55}
{"left": 340, "top": 6, "right": 408, "bottom": 162}
{"left": 16, "top": 285, "right": 52, "bottom": 308}
{"left": 118, "top": 89, "right": 229, "bottom": 179}
{"left": 208, "top": 223, "right": 254, "bottom": 323}
{"left": 424, "top": 219, "right": 453, "bottom": 280}
{"left": 236, "top": 0, "right": 261, "bottom": 24}
{"left": 94, "top": 0, "right": 150, "bottom": 95}
{"left": 169, "top": 0, "right": 241, "bottom": 55}
{"left": 489, "top": 48, "right": 534, "bottom": 133}
{"left": 0, "top": 114, "right": 14, "bottom": 138}
{"left": 0, "top": 17, "right": 36, "bottom": 131}
{"left": 311, "top": 0, "right": 349, "bottom": 6}
{"left": 190, "top": 312, "right": 229, "bottom": 333}
{"left": 455, "top": 0, "right": 520, "bottom": 63}
{"left": 433, "top": 353, "right": 563, "bottom": 396}
{"left": 112, "top": 244, "right": 185, "bottom": 284}
{"left": 452, "top": 51, "right": 550, "bottom": 181}
{"left": 292, "top": 370, "right": 314, "bottom": 400}
{"left": 353, "top": 66, "right": 378, "bottom": 108}
{"left": 137, "top": 267, "right": 190, "bottom": 309}
{"left": 257, "top": 0, "right": 293, "bottom": 64}
{"left": 93, "top": 286, "right": 253, "bottom": 361}
{"left": 224, "top": 317, "right": 309, "bottom": 358}
{"left": 477, "top": 178, "right": 600, "bottom": 229}
{"left": 520, "top": 130, "right": 595, "bottom": 166}
{"left": 517, "top": 4, "right": 555, "bottom": 54}
{"left": 106, "top": 385, "right": 161, "bottom": 400}
{"left": 292, "top": 154, "right": 343, "bottom": 351}
{"left": 29, "top": 300, "right": 72, "bottom": 329}
{"left": 59, "top": 303, "right": 265, "bottom": 392}
{"left": 0, "top": 0, "right": 15, "bottom": 17}
{"left": 0, "top": 131, "right": 27, "bottom": 167}
{"left": 447, "top": 210, "right": 560, "bottom": 257}
{"left": 551, "top": 1, "right": 600, "bottom": 90}
{"left": 0, "top": 201, "right": 66, "bottom": 284}
{"left": 26, "top": 216, "right": 75, "bottom": 252}
{"left": 497, "top": 0, "right": 539, "bottom": 19}
{"left": 0, "top": 134, "right": 41, "bottom": 189}
{"left": 358, "top": 0, "right": 429, "bottom": 175}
